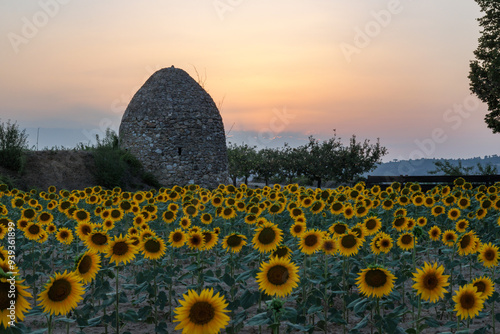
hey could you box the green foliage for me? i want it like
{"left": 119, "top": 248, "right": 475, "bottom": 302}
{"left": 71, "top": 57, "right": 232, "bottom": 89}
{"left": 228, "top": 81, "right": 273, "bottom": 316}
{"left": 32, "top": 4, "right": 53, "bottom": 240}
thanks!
{"left": 0, "top": 173, "right": 17, "bottom": 189}
{"left": 469, "top": 0, "right": 500, "bottom": 133}
{"left": 0, "top": 119, "right": 28, "bottom": 171}
{"left": 88, "top": 128, "right": 160, "bottom": 189}
{"left": 228, "top": 131, "right": 387, "bottom": 187}
{"left": 429, "top": 159, "right": 498, "bottom": 176}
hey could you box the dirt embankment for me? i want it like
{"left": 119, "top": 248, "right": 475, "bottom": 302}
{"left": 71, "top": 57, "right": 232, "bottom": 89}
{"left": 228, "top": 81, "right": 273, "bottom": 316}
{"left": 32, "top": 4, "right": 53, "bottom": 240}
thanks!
{"left": 0, "top": 150, "right": 98, "bottom": 191}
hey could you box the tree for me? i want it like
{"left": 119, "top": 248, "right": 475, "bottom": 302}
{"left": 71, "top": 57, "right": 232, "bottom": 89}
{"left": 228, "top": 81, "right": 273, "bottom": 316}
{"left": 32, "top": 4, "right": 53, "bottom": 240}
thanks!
{"left": 0, "top": 119, "right": 28, "bottom": 171}
{"left": 254, "top": 148, "right": 280, "bottom": 186}
{"left": 336, "top": 135, "right": 388, "bottom": 183}
{"left": 469, "top": 0, "right": 500, "bottom": 133}
{"left": 226, "top": 142, "right": 257, "bottom": 186}
{"left": 428, "top": 160, "right": 474, "bottom": 176}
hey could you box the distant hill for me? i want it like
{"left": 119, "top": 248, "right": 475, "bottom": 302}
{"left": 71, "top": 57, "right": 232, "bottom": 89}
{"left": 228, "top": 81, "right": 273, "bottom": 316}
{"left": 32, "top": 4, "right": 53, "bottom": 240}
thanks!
{"left": 367, "top": 155, "right": 500, "bottom": 176}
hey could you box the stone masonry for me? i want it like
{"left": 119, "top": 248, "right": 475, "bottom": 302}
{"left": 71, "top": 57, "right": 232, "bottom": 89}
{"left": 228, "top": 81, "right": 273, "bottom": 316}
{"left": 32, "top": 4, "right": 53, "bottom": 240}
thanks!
{"left": 119, "top": 66, "right": 229, "bottom": 188}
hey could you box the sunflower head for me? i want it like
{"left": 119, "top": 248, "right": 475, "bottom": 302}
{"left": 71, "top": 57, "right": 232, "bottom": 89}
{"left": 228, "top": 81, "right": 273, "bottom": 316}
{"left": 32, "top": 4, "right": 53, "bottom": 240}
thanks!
{"left": 256, "top": 257, "right": 300, "bottom": 297}
{"left": 38, "top": 270, "right": 85, "bottom": 316}
{"left": 356, "top": 266, "right": 396, "bottom": 298}
{"left": 452, "top": 284, "right": 485, "bottom": 320}
{"left": 412, "top": 262, "right": 449, "bottom": 303}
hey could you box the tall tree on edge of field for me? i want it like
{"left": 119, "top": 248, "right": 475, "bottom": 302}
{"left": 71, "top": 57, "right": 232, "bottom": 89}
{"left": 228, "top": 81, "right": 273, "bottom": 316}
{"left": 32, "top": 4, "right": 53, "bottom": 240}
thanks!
{"left": 469, "top": 0, "right": 500, "bottom": 133}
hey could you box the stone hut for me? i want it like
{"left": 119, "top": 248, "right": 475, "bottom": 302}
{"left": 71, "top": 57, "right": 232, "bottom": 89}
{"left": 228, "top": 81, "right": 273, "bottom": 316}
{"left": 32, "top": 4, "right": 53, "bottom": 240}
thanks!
{"left": 119, "top": 66, "right": 229, "bottom": 188}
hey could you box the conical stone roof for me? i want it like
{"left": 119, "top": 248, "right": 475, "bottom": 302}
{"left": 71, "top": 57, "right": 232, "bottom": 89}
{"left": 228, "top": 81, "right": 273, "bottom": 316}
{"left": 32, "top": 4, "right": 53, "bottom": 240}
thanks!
{"left": 119, "top": 66, "right": 229, "bottom": 188}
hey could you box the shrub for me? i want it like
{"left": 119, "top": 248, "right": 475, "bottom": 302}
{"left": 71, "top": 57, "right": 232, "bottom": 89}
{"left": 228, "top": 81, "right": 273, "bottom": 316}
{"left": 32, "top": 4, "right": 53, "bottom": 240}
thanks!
{"left": 0, "top": 119, "right": 28, "bottom": 171}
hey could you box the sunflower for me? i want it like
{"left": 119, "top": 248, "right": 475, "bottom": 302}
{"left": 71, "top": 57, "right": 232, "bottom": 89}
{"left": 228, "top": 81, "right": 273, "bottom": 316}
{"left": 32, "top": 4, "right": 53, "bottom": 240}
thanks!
{"left": 290, "top": 222, "right": 306, "bottom": 237}
{"left": 167, "top": 230, "right": 186, "bottom": 247}
{"left": 16, "top": 219, "right": 28, "bottom": 231}
{"left": 138, "top": 228, "right": 157, "bottom": 243}
{"left": 140, "top": 236, "right": 166, "bottom": 260}
{"left": 457, "top": 197, "right": 471, "bottom": 209}
{"left": 290, "top": 207, "right": 304, "bottom": 220}
{"left": 321, "top": 237, "right": 338, "bottom": 255}
{"left": 271, "top": 245, "right": 293, "bottom": 259}
{"left": 38, "top": 270, "right": 85, "bottom": 316}
{"left": 428, "top": 226, "right": 442, "bottom": 241}
{"left": 455, "top": 219, "right": 469, "bottom": 233}
{"left": 329, "top": 222, "right": 348, "bottom": 236}
{"left": 220, "top": 207, "right": 237, "bottom": 220}
{"left": 453, "top": 284, "right": 484, "bottom": 320}
{"left": 363, "top": 216, "right": 382, "bottom": 235}
{"left": 200, "top": 213, "right": 213, "bottom": 225}
{"left": 21, "top": 208, "right": 37, "bottom": 221}
{"left": 102, "top": 219, "right": 115, "bottom": 231}
{"left": 186, "top": 232, "right": 205, "bottom": 250}
{"left": 457, "top": 232, "right": 477, "bottom": 256}
{"left": 343, "top": 206, "right": 355, "bottom": 219}
{"left": 222, "top": 233, "right": 247, "bottom": 253}
{"left": 85, "top": 231, "right": 109, "bottom": 253}
{"left": 397, "top": 232, "right": 415, "bottom": 251}
{"left": 105, "top": 234, "right": 138, "bottom": 265}
{"left": 252, "top": 221, "right": 283, "bottom": 253}
{"left": 24, "top": 222, "right": 43, "bottom": 241}
{"left": 173, "top": 288, "right": 230, "bottom": 334}
{"left": 75, "top": 222, "right": 93, "bottom": 240}
{"left": 338, "top": 232, "right": 363, "bottom": 257}
{"left": 447, "top": 208, "right": 461, "bottom": 221}
{"left": 179, "top": 216, "right": 192, "bottom": 230}
{"left": 356, "top": 266, "right": 396, "bottom": 298}
{"left": 442, "top": 230, "right": 458, "bottom": 247}
{"left": 329, "top": 201, "right": 344, "bottom": 215}
{"left": 74, "top": 251, "right": 101, "bottom": 284}
{"left": 56, "top": 228, "right": 74, "bottom": 245}
{"left": 471, "top": 276, "right": 494, "bottom": 300}
{"left": 0, "top": 274, "right": 32, "bottom": 328}
{"left": 299, "top": 229, "right": 325, "bottom": 255}
{"left": 350, "top": 224, "right": 367, "bottom": 240}
{"left": 416, "top": 217, "right": 427, "bottom": 227}
{"left": 73, "top": 209, "right": 91, "bottom": 224}
{"left": 392, "top": 216, "right": 407, "bottom": 232}
{"left": 37, "top": 211, "right": 54, "bottom": 225}
{"left": 478, "top": 242, "right": 499, "bottom": 267}
{"left": 256, "top": 257, "right": 300, "bottom": 298}
{"left": 476, "top": 208, "right": 487, "bottom": 220}
{"left": 412, "top": 262, "right": 449, "bottom": 303}
{"left": 375, "top": 232, "right": 393, "bottom": 254}
{"left": 431, "top": 205, "right": 445, "bottom": 217}
{"left": 201, "top": 231, "right": 218, "bottom": 251}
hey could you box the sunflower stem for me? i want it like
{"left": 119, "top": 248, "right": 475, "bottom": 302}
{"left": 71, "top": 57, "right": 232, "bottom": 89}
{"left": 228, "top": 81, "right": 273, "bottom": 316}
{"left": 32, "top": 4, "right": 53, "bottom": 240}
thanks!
{"left": 115, "top": 265, "right": 120, "bottom": 334}
{"left": 153, "top": 260, "right": 158, "bottom": 329}
{"left": 47, "top": 314, "right": 53, "bottom": 334}
{"left": 323, "top": 254, "right": 329, "bottom": 334}
{"left": 415, "top": 297, "right": 422, "bottom": 334}
{"left": 376, "top": 297, "right": 382, "bottom": 334}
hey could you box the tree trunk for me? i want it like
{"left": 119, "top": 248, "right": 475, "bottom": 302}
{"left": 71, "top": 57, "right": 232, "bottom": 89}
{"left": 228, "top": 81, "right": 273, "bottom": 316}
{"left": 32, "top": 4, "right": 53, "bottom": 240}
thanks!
{"left": 244, "top": 176, "right": 248, "bottom": 185}
{"left": 232, "top": 177, "right": 237, "bottom": 187}
{"left": 317, "top": 178, "right": 322, "bottom": 189}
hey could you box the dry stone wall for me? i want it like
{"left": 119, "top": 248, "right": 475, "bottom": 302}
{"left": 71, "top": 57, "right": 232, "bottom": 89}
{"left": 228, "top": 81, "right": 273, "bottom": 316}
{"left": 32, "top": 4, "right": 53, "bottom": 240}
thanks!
{"left": 119, "top": 66, "right": 229, "bottom": 188}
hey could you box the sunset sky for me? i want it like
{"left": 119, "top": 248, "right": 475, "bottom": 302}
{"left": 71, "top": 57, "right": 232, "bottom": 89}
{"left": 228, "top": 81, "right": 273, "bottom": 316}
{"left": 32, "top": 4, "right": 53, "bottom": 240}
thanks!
{"left": 0, "top": 0, "right": 498, "bottom": 161}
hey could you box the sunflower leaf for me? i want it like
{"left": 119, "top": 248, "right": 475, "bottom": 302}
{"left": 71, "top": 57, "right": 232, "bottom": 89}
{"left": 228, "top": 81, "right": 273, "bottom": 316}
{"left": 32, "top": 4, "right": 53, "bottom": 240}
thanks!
{"left": 246, "top": 312, "right": 271, "bottom": 326}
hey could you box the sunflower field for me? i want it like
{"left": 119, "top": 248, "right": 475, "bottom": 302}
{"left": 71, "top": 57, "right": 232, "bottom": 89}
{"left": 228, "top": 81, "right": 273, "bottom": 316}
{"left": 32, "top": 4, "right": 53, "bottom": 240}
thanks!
{"left": 1, "top": 179, "right": 500, "bottom": 333}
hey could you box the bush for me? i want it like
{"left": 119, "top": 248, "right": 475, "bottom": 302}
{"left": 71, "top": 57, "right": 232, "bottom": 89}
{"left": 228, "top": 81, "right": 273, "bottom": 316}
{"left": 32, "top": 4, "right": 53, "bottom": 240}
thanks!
{"left": 0, "top": 120, "right": 28, "bottom": 171}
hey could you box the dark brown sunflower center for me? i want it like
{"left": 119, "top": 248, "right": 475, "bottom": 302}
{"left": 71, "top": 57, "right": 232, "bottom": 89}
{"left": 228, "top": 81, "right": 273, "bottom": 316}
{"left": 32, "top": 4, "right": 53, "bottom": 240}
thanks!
{"left": 78, "top": 255, "right": 92, "bottom": 274}
{"left": 223, "top": 208, "right": 232, "bottom": 216}
{"left": 423, "top": 274, "right": 438, "bottom": 289}
{"left": 145, "top": 239, "right": 161, "bottom": 253}
{"left": 191, "top": 235, "right": 202, "bottom": 246}
{"left": 76, "top": 211, "right": 88, "bottom": 220}
{"left": 431, "top": 230, "right": 439, "bottom": 237}
{"left": 292, "top": 208, "right": 302, "bottom": 217}
{"left": 473, "top": 281, "right": 486, "bottom": 293}
{"left": 273, "top": 247, "right": 288, "bottom": 258}
{"left": 380, "top": 239, "right": 390, "bottom": 248}
{"left": 450, "top": 211, "right": 459, "bottom": 217}
{"left": 28, "top": 224, "right": 40, "bottom": 235}
{"left": 60, "top": 231, "right": 69, "bottom": 239}
{"left": 434, "top": 207, "right": 443, "bottom": 214}
{"left": 202, "top": 233, "right": 212, "bottom": 244}
{"left": 334, "top": 225, "right": 347, "bottom": 234}
{"left": 365, "top": 269, "right": 387, "bottom": 288}
{"left": 445, "top": 233, "right": 455, "bottom": 241}
{"left": 304, "top": 234, "right": 318, "bottom": 247}
{"left": 226, "top": 235, "right": 242, "bottom": 248}
{"left": 186, "top": 206, "right": 197, "bottom": 215}
{"left": 293, "top": 225, "right": 303, "bottom": 233}
{"left": 0, "top": 282, "right": 16, "bottom": 310}
{"left": 258, "top": 228, "right": 276, "bottom": 245}
{"left": 341, "top": 235, "right": 356, "bottom": 249}
{"left": 459, "top": 292, "right": 476, "bottom": 309}
{"left": 92, "top": 233, "right": 107, "bottom": 245}
{"left": 48, "top": 279, "right": 72, "bottom": 302}
{"left": 351, "top": 228, "right": 362, "bottom": 238}
{"left": 40, "top": 213, "right": 51, "bottom": 221}
{"left": 111, "top": 210, "right": 121, "bottom": 218}
{"left": 394, "top": 217, "right": 405, "bottom": 227}
{"left": 322, "top": 241, "right": 334, "bottom": 251}
{"left": 113, "top": 241, "right": 129, "bottom": 256}
{"left": 24, "top": 209, "right": 36, "bottom": 219}
{"left": 365, "top": 219, "right": 376, "bottom": 230}
{"left": 331, "top": 203, "right": 342, "bottom": 211}
{"left": 460, "top": 235, "right": 471, "bottom": 249}
{"left": 484, "top": 249, "right": 495, "bottom": 261}
{"left": 267, "top": 265, "right": 289, "bottom": 286}
{"left": 164, "top": 211, "right": 175, "bottom": 220}
{"left": 189, "top": 301, "right": 215, "bottom": 325}
{"left": 401, "top": 235, "right": 413, "bottom": 245}
{"left": 81, "top": 226, "right": 91, "bottom": 235}
{"left": 172, "top": 232, "right": 183, "bottom": 242}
